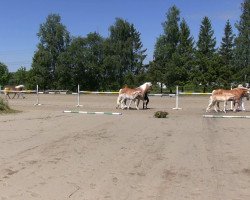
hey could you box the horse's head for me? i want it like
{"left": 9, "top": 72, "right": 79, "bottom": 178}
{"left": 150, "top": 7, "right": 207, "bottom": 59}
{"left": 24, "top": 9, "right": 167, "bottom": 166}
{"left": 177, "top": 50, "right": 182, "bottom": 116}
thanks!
{"left": 140, "top": 82, "right": 152, "bottom": 92}
{"left": 238, "top": 87, "right": 250, "bottom": 100}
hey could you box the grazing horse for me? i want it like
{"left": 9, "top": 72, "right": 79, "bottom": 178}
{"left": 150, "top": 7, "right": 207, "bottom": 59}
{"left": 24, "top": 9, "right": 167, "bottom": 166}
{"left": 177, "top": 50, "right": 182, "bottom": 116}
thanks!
{"left": 116, "top": 82, "right": 152, "bottom": 110}
{"left": 206, "top": 87, "right": 250, "bottom": 113}
{"left": 4, "top": 85, "right": 25, "bottom": 99}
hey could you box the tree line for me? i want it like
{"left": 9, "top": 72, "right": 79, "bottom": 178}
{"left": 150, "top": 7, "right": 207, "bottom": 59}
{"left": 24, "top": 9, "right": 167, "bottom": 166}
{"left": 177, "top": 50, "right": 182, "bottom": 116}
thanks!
{"left": 0, "top": 0, "right": 249, "bottom": 92}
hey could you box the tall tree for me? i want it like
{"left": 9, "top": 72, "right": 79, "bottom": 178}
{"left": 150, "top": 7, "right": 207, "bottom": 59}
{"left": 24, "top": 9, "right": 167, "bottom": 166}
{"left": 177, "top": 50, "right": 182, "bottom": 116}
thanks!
{"left": 218, "top": 20, "right": 235, "bottom": 86}
{"left": 57, "top": 32, "right": 105, "bottom": 90}
{"left": 0, "top": 62, "right": 9, "bottom": 86}
{"left": 30, "top": 14, "right": 70, "bottom": 89}
{"left": 13, "top": 67, "right": 28, "bottom": 85}
{"left": 152, "top": 5, "right": 180, "bottom": 90}
{"left": 234, "top": 0, "right": 250, "bottom": 83}
{"left": 219, "top": 20, "right": 235, "bottom": 65}
{"left": 104, "top": 18, "right": 147, "bottom": 88}
{"left": 176, "top": 19, "right": 195, "bottom": 86}
{"left": 195, "top": 16, "right": 217, "bottom": 91}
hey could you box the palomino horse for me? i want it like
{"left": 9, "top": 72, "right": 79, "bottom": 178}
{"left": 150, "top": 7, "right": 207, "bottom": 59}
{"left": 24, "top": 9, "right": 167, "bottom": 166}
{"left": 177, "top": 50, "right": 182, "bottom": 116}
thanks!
{"left": 3, "top": 85, "right": 25, "bottom": 99}
{"left": 206, "top": 87, "right": 250, "bottom": 113}
{"left": 116, "top": 82, "right": 152, "bottom": 110}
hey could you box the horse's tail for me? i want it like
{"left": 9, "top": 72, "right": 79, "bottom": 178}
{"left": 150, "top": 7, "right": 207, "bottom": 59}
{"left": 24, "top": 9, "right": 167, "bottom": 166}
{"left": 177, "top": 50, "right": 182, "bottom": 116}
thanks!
{"left": 116, "top": 89, "right": 123, "bottom": 109}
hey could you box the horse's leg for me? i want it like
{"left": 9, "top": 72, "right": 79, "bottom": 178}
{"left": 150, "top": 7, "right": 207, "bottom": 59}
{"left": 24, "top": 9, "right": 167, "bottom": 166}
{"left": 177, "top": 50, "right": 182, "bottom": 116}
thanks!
{"left": 206, "top": 101, "right": 212, "bottom": 112}
{"left": 135, "top": 99, "right": 140, "bottom": 110}
{"left": 121, "top": 98, "right": 127, "bottom": 110}
{"left": 127, "top": 99, "right": 133, "bottom": 109}
{"left": 12, "top": 93, "right": 17, "bottom": 99}
{"left": 241, "top": 100, "right": 245, "bottom": 111}
{"left": 223, "top": 101, "right": 227, "bottom": 113}
{"left": 116, "top": 95, "right": 121, "bottom": 109}
{"left": 206, "top": 97, "right": 213, "bottom": 112}
{"left": 233, "top": 100, "right": 238, "bottom": 112}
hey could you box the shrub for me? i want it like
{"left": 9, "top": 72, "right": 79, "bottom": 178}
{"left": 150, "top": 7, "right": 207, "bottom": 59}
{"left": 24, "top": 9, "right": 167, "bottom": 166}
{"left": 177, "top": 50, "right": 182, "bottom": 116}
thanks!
{"left": 0, "top": 98, "right": 10, "bottom": 111}
{"left": 154, "top": 111, "right": 169, "bottom": 118}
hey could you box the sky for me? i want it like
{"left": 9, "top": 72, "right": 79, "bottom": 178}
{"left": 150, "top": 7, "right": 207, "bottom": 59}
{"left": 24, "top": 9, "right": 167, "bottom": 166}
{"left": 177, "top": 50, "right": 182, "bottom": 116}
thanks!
{"left": 0, "top": 0, "right": 243, "bottom": 72}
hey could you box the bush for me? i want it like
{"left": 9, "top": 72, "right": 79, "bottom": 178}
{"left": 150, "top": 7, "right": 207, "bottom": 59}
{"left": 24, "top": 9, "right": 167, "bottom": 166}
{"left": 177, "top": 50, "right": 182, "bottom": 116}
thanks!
{"left": 154, "top": 111, "right": 169, "bottom": 118}
{"left": 0, "top": 98, "right": 9, "bottom": 111}
{"left": 0, "top": 97, "right": 16, "bottom": 113}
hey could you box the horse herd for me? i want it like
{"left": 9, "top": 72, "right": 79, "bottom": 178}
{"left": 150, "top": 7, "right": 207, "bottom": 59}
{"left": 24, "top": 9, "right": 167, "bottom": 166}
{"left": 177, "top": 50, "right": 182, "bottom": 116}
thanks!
{"left": 1, "top": 83, "right": 250, "bottom": 113}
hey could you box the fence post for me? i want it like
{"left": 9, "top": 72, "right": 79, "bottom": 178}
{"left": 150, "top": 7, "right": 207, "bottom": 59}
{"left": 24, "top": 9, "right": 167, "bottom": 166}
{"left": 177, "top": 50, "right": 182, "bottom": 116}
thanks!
{"left": 34, "top": 85, "right": 42, "bottom": 106}
{"left": 76, "top": 84, "right": 83, "bottom": 107}
{"left": 172, "top": 85, "right": 182, "bottom": 110}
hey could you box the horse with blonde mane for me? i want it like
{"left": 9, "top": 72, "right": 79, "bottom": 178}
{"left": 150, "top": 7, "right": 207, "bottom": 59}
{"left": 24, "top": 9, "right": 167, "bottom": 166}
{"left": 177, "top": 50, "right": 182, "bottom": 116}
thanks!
{"left": 3, "top": 85, "right": 25, "bottom": 99}
{"left": 116, "top": 82, "right": 152, "bottom": 110}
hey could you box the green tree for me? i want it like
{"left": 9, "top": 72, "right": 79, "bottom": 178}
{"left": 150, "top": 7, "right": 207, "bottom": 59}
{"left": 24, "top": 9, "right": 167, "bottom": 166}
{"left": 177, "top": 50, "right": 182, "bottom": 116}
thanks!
{"left": 104, "top": 18, "right": 147, "bottom": 88}
{"left": 234, "top": 0, "right": 250, "bottom": 83}
{"left": 57, "top": 32, "right": 105, "bottom": 91}
{"left": 31, "top": 14, "right": 70, "bottom": 89}
{"left": 152, "top": 6, "right": 180, "bottom": 91}
{"left": 13, "top": 67, "right": 28, "bottom": 85}
{"left": 176, "top": 19, "right": 195, "bottom": 86}
{"left": 195, "top": 16, "right": 217, "bottom": 91}
{"left": 218, "top": 20, "right": 235, "bottom": 86}
{"left": 0, "top": 62, "right": 9, "bottom": 86}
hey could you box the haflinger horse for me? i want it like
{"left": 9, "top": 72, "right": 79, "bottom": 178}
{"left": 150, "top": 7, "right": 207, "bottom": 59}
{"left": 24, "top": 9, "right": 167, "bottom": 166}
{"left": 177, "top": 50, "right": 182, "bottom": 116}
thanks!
{"left": 206, "top": 86, "right": 250, "bottom": 113}
{"left": 116, "top": 82, "right": 152, "bottom": 110}
{"left": 3, "top": 85, "right": 25, "bottom": 99}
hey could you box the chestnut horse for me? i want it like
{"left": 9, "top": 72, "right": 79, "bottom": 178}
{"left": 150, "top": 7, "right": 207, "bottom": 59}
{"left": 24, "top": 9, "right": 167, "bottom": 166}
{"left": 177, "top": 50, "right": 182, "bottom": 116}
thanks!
{"left": 3, "top": 85, "right": 25, "bottom": 99}
{"left": 116, "top": 82, "right": 152, "bottom": 110}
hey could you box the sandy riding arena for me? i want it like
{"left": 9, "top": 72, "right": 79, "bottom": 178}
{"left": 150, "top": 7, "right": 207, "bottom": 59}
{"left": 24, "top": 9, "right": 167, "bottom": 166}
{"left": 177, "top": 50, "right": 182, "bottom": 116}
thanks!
{"left": 0, "top": 93, "right": 250, "bottom": 200}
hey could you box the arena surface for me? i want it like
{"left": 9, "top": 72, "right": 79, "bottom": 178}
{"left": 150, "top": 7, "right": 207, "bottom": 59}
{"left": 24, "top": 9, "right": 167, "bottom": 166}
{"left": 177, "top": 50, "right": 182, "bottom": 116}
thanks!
{"left": 0, "top": 93, "right": 250, "bottom": 200}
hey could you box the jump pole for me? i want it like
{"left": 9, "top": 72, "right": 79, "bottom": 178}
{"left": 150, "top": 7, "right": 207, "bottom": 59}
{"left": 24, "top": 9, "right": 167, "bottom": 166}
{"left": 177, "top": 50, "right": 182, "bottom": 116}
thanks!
{"left": 34, "top": 85, "right": 42, "bottom": 106}
{"left": 63, "top": 111, "right": 122, "bottom": 115}
{"left": 203, "top": 115, "right": 250, "bottom": 119}
{"left": 76, "top": 84, "right": 83, "bottom": 107}
{"left": 172, "top": 85, "right": 182, "bottom": 110}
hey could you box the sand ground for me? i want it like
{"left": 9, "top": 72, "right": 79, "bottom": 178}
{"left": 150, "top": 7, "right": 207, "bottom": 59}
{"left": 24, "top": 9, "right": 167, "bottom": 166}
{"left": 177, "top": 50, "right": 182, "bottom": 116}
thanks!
{"left": 0, "top": 93, "right": 250, "bottom": 200}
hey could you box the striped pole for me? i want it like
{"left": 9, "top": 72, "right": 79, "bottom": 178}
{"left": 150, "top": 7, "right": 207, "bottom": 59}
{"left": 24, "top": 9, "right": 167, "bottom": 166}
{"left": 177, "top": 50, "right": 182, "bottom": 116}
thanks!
{"left": 63, "top": 110, "right": 122, "bottom": 115}
{"left": 173, "top": 86, "right": 182, "bottom": 110}
{"left": 203, "top": 115, "right": 250, "bottom": 119}
{"left": 76, "top": 84, "right": 83, "bottom": 107}
{"left": 179, "top": 92, "right": 212, "bottom": 95}
{"left": 80, "top": 91, "right": 119, "bottom": 94}
{"left": 230, "top": 85, "right": 233, "bottom": 110}
{"left": 34, "top": 85, "right": 42, "bottom": 106}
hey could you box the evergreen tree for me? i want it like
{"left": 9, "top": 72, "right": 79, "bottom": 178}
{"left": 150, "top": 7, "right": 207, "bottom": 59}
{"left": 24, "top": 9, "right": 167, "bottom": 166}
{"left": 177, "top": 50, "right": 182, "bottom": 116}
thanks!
{"left": 30, "top": 14, "right": 70, "bottom": 89}
{"left": 104, "top": 18, "right": 147, "bottom": 88}
{"left": 176, "top": 19, "right": 195, "bottom": 85}
{"left": 195, "top": 16, "right": 217, "bottom": 91}
{"left": 219, "top": 20, "right": 235, "bottom": 65}
{"left": 218, "top": 20, "right": 235, "bottom": 86}
{"left": 152, "top": 6, "right": 180, "bottom": 90}
{"left": 234, "top": 0, "right": 250, "bottom": 83}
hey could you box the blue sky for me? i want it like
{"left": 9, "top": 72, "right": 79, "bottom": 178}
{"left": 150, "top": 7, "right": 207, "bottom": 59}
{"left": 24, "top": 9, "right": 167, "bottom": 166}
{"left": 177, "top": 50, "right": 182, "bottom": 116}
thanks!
{"left": 0, "top": 0, "right": 243, "bottom": 72}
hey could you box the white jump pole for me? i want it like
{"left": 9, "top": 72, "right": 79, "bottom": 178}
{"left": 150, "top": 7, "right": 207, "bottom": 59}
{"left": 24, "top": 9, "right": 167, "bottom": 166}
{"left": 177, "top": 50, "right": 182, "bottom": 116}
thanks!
{"left": 34, "top": 85, "right": 42, "bottom": 106}
{"left": 76, "top": 84, "right": 83, "bottom": 107}
{"left": 173, "top": 85, "right": 182, "bottom": 110}
{"left": 230, "top": 85, "right": 233, "bottom": 110}
{"left": 203, "top": 115, "right": 250, "bottom": 119}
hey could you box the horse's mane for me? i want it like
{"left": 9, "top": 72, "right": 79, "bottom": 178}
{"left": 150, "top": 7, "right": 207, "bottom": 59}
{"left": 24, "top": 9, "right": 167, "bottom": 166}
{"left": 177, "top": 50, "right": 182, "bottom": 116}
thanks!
{"left": 139, "top": 82, "right": 152, "bottom": 91}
